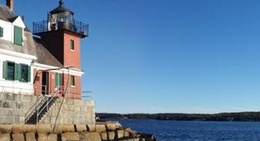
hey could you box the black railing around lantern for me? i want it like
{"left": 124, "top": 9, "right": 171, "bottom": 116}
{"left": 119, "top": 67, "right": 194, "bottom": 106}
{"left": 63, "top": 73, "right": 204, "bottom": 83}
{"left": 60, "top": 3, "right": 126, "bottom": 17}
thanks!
{"left": 33, "top": 19, "right": 89, "bottom": 37}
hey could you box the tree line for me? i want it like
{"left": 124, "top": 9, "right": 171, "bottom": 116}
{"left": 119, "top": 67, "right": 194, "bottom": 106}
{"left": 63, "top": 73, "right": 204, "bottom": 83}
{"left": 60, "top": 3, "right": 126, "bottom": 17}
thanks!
{"left": 97, "top": 112, "right": 260, "bottom": 121}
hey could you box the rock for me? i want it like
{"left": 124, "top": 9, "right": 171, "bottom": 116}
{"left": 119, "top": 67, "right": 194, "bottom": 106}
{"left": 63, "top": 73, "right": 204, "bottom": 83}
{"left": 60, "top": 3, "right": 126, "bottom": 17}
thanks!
{"left": 47, "top": 133, "right": 57, "bottom": 141}
{"left": 82, "top": 132, "right": 101, "bottom": 141}
{"left": 0, "top": 133, "right": 10, "bottom": 141}
{"left": 53, "top": 124, "right": 75, "bottom": 133}
{"left": 105, "top": 122, "right": 123, "bottom": 130}
{"left": 124, "top": 129, "right": 130, "bottom": 137}
{"left": 116, "top": 129, "right": 125, "bottom": 139}
{"left": 23, "top": 125, "right": 36, "bottom": 133}
{"left": 100, "top": 132, "right": 108, "bottom": 140}
{"left": 36, "top": 124, "right": 52, "bottom": 133}
{"left": 37, "top": 133, "right": 48, "bottom": 141}
{"left": 87, "top": 124, "right": 96, "bottom": 132}
{"left": 106, "top": 122, "right": 117, "bottom": 131}
{"left": 12, "top": 133, "right": 25, "bottom": 141}
{"left": 108, "top": 131, "right": 115, "bottom": 140}
{"left": 25, "top": 132, "right": 35, "bottom": 141}
{"left": 95, "top": 124, "right": 106, "bottom": 132}
{"left": 38, "top": 133, "right": 57, "bottom": 141}
{"left": 119, "top": 138, "right": 140, "bottom": 141}
{"left": 114, "top": 122, "right": 123, "bottom": 129}
{"left": 62, "top": 132, "right": 80, "bottom": 141}
{"left": 0, "top": 124, "right": 13, "bottom": 133}
{"left": 12, "top": 124, "right": 24, "bottom": 133}
{"left": 125, "top": 128, "right": 137, "bottom": 136}
{"left": 132, "top": 138, "right": 142, "bottom": 141}
{"left": 75, "top": 124, "right": 87, "bottom": 132}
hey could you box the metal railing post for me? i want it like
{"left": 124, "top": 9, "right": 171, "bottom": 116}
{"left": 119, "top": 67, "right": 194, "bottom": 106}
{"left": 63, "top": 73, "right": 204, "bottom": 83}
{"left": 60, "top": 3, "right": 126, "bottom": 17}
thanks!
{"left": 44, "top": 85, "right": 47, "bottom": 95}
{"left": 36, "top": 108, "right": 38, "bottom": 123}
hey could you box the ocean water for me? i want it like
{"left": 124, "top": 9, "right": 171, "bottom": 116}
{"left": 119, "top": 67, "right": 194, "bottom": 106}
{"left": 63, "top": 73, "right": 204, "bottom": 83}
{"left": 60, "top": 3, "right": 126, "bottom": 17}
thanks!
{"left": 119, "top": 119, "right": 260, "bottom": 141}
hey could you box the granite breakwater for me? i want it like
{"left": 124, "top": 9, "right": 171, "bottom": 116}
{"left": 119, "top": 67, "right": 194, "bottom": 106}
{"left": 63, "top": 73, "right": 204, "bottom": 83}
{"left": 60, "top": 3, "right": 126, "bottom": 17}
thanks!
{"left": 0, "top": 122, "right": 156, "bottom": 141}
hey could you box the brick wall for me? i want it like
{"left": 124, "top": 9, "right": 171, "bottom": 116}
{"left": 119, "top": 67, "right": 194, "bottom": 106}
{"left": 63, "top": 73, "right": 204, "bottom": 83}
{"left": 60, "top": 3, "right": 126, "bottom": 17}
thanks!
{"left": 63, "top": 31, "right": 81, "bottom": 68}
{"left": 33, "top": 69, "right": 82, "bottom": 99}
{"left": 37, "top": 30, "right": 83, "bottom": 99}
{"left": 38, "top": 30, "right": 82, "bottom": 68}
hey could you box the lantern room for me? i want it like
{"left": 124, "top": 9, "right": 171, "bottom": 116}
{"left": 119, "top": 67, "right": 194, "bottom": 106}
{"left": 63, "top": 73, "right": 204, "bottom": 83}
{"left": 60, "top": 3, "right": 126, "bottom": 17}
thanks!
{"left": 33, "top": 0, "right": 88, "bottom": 38}
{"left": 48, "top": 0, "right": 74, "bottom": 31}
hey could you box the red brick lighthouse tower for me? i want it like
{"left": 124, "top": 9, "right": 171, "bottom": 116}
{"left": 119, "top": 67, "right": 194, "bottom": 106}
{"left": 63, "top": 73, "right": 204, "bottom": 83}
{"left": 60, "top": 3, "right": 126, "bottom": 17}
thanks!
{"left": 33, "top": 0, "right": 88, "bottom": 99}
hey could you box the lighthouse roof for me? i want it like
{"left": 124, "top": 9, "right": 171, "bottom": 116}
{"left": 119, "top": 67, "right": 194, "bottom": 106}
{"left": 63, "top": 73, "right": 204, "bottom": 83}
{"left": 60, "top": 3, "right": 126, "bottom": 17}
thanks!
{"left": 49, "top": 0, "right": 74, "bottom": 15}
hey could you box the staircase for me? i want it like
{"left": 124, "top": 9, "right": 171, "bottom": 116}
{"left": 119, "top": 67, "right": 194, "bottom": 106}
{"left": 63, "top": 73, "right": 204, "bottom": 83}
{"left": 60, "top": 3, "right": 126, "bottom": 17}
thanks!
{"left": 25, "top": 90, "right": 59, "bottom": 124}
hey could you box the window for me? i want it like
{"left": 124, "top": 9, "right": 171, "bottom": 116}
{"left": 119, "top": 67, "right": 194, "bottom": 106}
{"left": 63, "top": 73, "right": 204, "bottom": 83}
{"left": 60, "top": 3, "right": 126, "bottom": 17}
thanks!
{"left": 55, "top": 73, "right": 62, "bottom": 87}
{"left": 3, "top": 61, "right": 15, "bottom": 80}
{"left": 0, "top": 27, "right": 3, "bottom": 37}
{"left": 2, "top": 61, "right": 30, "bottom": 82}
{"left": 14, "top": 26, "right": 23, "bottom": 46}
{"left": 70, "top": 39, "right": 74, "bottom": 50}
{"left": 20, "top": 64, "right": 30, "bottom": 82}
{"left": 70, "top": 75, "right": 75, "bottom": 86}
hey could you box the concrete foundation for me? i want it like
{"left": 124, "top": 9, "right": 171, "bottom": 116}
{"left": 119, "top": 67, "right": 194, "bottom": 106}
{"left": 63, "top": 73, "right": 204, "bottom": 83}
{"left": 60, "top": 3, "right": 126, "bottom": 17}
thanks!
{"left": 0, "top": 93, "right": 95, "bottom": 124}
{"left": 40, "top": 98, "right": 95, "bottom": 124}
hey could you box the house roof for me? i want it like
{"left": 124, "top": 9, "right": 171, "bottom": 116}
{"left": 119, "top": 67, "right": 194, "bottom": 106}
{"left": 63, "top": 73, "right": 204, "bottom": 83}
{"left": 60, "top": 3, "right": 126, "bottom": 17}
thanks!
{"left": 0, "top": 31, "right": 62, "bottom": 67}
{"left": 0, "top": 5, "right": 17, "bottom": 22}
{"left": 0, "top": 32, "right": 37, "bottom": 56}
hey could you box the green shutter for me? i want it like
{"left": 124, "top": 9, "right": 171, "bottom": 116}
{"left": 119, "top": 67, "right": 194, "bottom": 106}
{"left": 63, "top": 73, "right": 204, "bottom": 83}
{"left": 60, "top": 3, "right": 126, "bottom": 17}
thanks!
{"left": 60, "top": 74, "right": 62, "bottom": 86}
{"left": 70, "top": 75, "right": 75, "bottom": 86}
{"left": 15, "top": 63, "right": 21, "bottom": 80}
{"left": 70, "top": 76, "right": 73, "bottom": 85}
{"left": 55, "top": 73, "right": 62, "bottom": 87}
{"left": 55, "top": 73, "right": 59, "bottom": 86}
{"left": 14, "top": 26, "right": 22, "bottom": 46}
{"left": 27, "top": 66, "right": 31, "bottom": 82}
{"left": 19, "top": 64, "right": 30, "bottom": 82}
{"left": 0, "top": 27, "right": 3, "bottom": 37}
{"left": 2, "top": 61, "right": 7, "bottom": 79}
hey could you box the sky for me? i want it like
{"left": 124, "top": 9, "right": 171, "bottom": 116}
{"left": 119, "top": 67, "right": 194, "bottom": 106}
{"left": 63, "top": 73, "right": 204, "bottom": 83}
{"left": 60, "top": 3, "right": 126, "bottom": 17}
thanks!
{"left": 3, "top": 0, "right": 260, "bottom": 113}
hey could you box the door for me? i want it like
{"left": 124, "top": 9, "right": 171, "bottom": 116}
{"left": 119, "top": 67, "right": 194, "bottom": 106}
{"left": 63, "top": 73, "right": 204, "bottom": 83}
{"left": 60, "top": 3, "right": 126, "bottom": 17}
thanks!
{"left": 42, "top": 71, "right": 49, "bottom": 95}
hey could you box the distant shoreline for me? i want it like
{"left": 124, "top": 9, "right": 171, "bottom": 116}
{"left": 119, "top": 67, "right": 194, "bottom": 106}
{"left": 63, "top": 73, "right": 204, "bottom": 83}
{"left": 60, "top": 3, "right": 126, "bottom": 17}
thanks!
{"left": 97, "top": 112, "right": 260, "bottom": 122}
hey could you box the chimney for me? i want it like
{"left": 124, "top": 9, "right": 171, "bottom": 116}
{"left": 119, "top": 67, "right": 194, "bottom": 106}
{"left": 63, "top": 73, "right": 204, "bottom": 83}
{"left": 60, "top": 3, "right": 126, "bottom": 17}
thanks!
{"left": 6, "top": 0, "right": 14, "bottom": 11}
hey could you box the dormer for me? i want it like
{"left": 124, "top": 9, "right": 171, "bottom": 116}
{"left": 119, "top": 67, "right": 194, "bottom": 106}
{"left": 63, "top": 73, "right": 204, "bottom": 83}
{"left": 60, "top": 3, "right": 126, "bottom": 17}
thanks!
{"left": 11, "top": 16, "right": 25, "bottom": 46}
{"left": 0, "top": 15, "right": 26, "bottom": 46}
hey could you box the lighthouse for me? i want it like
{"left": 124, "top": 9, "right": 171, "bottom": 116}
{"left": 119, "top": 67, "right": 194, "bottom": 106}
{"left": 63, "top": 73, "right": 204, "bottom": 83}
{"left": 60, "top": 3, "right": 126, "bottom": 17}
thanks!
{"left": 33, "top": 0, "right": 89, "bottom": 99}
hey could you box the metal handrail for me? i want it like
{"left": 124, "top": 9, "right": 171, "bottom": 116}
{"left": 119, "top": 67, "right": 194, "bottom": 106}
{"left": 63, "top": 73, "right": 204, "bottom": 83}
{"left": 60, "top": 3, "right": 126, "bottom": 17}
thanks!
{"left": 82, "top": 91, "right": 93, "bottom": 100}
{"left": 36, "top": 89, "right": 59, "bottom": 123}
{"left": 24, "top": 96, "right": 48, "bottom": 123}
{"left": 24, "top": 86, "right": 60, "bottom": 123}
{"left": 22, "top": 85, "right": 93, "bottom": 123}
